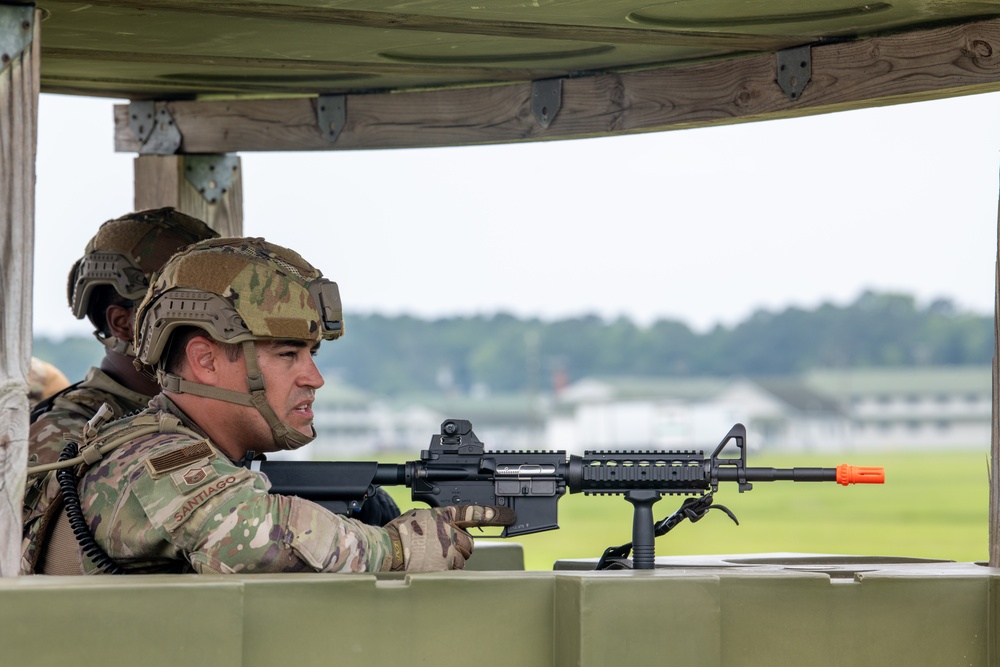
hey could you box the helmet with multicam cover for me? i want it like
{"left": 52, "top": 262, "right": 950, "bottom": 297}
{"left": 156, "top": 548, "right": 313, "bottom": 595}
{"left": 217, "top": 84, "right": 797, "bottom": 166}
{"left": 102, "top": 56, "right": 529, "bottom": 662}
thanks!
{"left": 67, "top": 208, "right": 219, "bottom": 355}
{"left": 133, "top": 236, "right": 344, "bottom": 450}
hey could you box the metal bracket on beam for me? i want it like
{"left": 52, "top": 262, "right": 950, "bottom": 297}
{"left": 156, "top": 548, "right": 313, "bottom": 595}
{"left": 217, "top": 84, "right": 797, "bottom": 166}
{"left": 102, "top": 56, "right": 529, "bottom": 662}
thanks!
{"left": 131, "top": 102, "right": 182, "bottom": 154}
{"left": 184, "top": 154, "right": 239, "bottom": 204}
{"left": 532, "top": 79, "right": 562, "bottom": 129}
{"left": 776, "top": 45, "right": 812, "bottom": 101}
{"left": 316, "top": 95, "right": 346, "bottom": 143}
{"left": 128, "top": 101, "right": 156, "bottom": 144}
{"left": 0, "top": 4, "right": 34, "bottom": 74}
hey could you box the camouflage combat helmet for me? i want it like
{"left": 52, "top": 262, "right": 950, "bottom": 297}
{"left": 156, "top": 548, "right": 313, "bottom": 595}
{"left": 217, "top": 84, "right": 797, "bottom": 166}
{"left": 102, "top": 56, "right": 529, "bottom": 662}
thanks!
{"left": 67, "top": 208, "right": 219, "bottom": 355}
{"left": 133, "top": 237, "right": 344, "bottom": 450}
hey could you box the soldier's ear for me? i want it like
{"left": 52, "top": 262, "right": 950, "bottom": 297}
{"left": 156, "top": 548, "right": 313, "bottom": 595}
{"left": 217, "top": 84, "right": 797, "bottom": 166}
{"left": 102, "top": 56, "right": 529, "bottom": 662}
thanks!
{"left": 183, "top": 336, "right": 221, "bottom": 382}
{"left": 105, "top": 304, "right": 135, "bottom": 343}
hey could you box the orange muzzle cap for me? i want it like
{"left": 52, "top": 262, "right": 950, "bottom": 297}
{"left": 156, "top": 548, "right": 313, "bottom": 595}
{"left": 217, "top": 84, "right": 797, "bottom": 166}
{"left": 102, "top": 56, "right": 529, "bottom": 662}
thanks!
{"left": 836, "top": 464, "right": 885, "bottom": 485}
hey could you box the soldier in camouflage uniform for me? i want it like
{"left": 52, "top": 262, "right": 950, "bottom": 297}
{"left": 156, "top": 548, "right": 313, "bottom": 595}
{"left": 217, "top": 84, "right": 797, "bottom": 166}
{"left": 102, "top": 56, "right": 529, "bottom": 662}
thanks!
{"left": 22, "top": 237, "right": 512, "bottom": 574}
{"left": 28, "top": 208, "right": 220, "bottom": 467}
{"left": 22, "top": 210, "right": 220, "bottom": 573}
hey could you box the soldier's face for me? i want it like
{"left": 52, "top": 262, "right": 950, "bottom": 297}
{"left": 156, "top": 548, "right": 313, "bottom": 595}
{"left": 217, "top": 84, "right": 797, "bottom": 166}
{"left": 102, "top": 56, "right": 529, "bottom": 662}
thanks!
{"left": 260, "top": 339, "right": 325, "bottom": 438}
{"left": 217, "top": 339, "right": 325, "bottom": 450}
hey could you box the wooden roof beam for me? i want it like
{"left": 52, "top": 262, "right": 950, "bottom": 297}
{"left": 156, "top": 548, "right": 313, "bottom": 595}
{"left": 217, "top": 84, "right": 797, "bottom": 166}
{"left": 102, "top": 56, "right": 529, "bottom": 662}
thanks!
{"left": 115, "top": 17, "right": 1000, "bottom": 153}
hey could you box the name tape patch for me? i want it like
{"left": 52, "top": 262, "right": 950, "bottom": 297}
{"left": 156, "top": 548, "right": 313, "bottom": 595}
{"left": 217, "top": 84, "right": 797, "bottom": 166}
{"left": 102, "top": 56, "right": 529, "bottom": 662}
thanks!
{"left": 168, "top": 471, "right": 247, "bottom": 530}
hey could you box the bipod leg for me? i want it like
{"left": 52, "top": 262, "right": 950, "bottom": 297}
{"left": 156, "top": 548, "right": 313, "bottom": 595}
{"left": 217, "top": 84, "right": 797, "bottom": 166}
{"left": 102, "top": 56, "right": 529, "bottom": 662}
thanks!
{"left": 624, "top": 490, "right": 661, "bottom": 570}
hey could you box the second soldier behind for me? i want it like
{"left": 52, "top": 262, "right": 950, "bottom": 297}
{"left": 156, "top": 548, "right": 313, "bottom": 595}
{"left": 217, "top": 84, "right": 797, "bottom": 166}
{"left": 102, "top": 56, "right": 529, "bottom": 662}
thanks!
{"left": 28, "top": 208, "right": 219, "bottom": 466}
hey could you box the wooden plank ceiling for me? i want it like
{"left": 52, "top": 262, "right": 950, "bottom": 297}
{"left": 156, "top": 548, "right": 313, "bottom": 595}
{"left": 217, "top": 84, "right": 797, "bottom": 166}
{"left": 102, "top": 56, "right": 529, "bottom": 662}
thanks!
{"left": 35, "top": 0, "right": 1000, "bottom": 99}
{"left": 24, "top": 0, "right": 1000, "bottom": 150}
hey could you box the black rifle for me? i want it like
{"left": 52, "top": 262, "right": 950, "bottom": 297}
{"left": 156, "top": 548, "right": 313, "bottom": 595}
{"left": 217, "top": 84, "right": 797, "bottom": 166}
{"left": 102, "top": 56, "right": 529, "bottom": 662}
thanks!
{"left": 254, "top": 419, "right": 883, "bottom": 569}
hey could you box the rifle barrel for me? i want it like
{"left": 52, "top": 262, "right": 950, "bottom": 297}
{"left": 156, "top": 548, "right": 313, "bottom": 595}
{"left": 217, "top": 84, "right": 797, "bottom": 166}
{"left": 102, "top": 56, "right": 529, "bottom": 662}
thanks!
{"left": 716, "top": 465, "right": 884, "bottom": 485}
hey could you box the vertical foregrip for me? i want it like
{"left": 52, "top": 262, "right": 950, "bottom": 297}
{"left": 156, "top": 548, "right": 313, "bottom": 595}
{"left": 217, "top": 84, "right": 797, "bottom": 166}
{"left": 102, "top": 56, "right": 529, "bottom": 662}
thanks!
{"left": 626, "top": 490, "right": 661, "bottom": 570}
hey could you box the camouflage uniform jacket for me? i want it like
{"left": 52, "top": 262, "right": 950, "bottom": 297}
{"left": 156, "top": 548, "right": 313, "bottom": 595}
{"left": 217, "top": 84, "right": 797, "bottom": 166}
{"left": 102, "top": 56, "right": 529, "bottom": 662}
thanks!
{"left": 22, "top": 366, "right": 153, "bottom": 572}
{"left": 23, "top": 394, "right": 394, "bottom": 575}
{"left": 28, "top": 366, "right": 152, "bottom": 467}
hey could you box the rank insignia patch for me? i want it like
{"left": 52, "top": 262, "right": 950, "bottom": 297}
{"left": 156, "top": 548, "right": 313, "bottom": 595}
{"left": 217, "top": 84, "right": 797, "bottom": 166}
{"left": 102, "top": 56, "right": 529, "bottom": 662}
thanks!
{"left": 183, "top": 467, "right": 208, "bottom": 486}
{"left": 170, "top": 462, "right": 219, "bottom": 494}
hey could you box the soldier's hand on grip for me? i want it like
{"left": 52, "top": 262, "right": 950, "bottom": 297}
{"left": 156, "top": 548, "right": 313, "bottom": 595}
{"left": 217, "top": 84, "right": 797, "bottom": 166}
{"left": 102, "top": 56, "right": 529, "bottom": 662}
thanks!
{"left": 384, "top": 505, "right": 515, "bottom": 572}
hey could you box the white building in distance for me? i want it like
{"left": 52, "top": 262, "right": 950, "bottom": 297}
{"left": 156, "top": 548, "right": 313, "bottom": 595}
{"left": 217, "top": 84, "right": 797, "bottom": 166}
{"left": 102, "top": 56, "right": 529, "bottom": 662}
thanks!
{"left": 304, "top": 366, "right": 991, "bottom": 458}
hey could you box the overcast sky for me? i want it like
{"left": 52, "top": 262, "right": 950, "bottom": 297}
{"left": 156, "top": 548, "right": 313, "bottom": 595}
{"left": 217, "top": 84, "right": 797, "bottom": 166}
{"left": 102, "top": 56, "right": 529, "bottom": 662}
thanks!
{"left": 32, "top": 90, "right": 1000, "bottom": 339}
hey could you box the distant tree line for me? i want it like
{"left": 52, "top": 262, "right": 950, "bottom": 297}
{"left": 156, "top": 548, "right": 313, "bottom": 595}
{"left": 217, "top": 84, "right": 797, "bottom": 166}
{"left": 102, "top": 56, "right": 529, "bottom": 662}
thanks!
{"left": 34, "top": 291, "right": 993, "bottom": 397}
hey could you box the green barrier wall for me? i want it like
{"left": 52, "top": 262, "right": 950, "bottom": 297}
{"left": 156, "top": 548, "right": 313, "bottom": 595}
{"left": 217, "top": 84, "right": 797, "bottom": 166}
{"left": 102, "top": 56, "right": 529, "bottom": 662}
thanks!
{"left": 3, "top": 550, "right": 997, "bottom": 667}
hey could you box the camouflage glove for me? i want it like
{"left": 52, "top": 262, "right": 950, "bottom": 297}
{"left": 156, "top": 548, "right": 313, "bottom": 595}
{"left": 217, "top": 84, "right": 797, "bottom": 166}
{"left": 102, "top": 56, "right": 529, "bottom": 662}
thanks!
{"left": 383, "top": 505, "right": 515, "bottom": 572}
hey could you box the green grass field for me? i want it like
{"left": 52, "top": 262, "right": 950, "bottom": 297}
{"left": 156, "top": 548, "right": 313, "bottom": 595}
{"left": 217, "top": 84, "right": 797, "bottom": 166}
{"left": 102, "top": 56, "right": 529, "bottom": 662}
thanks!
{"left": 379, "top": 450, "right": 991, "bottom": 570}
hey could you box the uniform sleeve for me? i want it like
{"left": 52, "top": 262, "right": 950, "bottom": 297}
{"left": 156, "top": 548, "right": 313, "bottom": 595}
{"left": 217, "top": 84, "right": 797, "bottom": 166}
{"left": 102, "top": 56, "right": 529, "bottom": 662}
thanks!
{"left": 131, "top": 458, "right": 395, "bottom": 574}
{"left": 28, "top": 408, "right": 89, "bottom": 468}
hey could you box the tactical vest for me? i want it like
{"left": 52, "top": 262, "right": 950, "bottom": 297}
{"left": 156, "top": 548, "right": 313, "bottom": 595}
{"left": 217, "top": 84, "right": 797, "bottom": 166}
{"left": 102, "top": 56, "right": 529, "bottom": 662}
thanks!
{"left": 23, "top": 406, "right": 205, "bottom": 575}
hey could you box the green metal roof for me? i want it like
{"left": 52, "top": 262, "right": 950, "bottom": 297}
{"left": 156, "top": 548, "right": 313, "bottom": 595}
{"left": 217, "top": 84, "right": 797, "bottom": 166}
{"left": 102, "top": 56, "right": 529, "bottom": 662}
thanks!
{"left": 389, "top": 392, "right": 547, "bottom": 424}
{"left": 803, "top": 366, "right": 991, "bottom": 397}
{"left": 36, "top": 0, "right": 1000, "bottom": 101}
{"left": 561, "top": 376, "right": 730, "bottom": 402}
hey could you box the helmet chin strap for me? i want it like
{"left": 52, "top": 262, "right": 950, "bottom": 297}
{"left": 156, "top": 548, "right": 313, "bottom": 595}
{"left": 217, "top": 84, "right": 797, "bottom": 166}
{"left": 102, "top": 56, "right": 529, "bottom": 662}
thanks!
{"left": 95, "top": 331, "right": 134, "bottom": 357}
{"left": 238, "top": 341, "right": 316, "bottom": 451}
{"left": 156, "top": 340, "right": 315, "bottom": 451}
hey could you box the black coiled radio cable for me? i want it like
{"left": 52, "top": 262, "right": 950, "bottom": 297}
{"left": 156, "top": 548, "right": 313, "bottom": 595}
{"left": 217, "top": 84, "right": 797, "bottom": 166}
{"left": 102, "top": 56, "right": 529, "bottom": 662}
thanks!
{"left": 55, "top": 441, "right": 124, "bottom": 575}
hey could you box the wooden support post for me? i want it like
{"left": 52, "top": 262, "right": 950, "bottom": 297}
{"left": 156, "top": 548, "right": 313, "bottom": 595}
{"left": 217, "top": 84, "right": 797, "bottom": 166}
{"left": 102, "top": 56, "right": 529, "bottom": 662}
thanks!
{"left": 134, "top": 154, "right": 243, "bottom": 236}
{"left": 992, "top": 183, "right": 1000, "bottom": 568}
{"left": 0, "top": 5, "right": 39, "bottom": 578}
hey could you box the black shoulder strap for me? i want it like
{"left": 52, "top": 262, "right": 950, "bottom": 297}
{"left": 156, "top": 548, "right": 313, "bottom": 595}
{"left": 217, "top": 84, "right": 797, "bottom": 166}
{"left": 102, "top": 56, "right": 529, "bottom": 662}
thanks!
{"left": 29, "top": 380, "right": 86, "bottom": 424}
